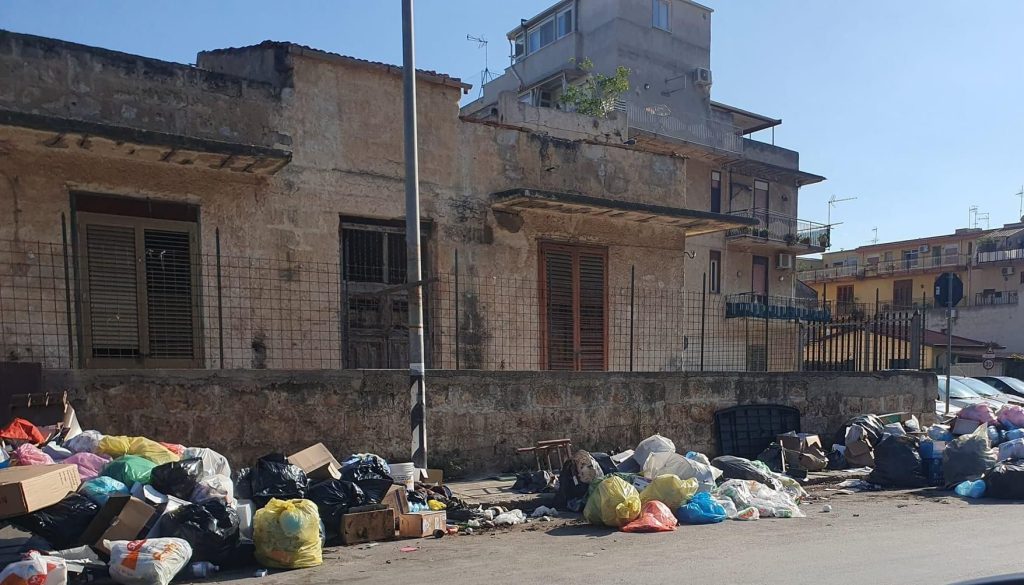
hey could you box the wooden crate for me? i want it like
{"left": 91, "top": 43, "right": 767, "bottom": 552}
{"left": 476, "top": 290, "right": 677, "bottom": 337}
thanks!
{"left": 340, "top": 508, "right": 395, "bottom": 545}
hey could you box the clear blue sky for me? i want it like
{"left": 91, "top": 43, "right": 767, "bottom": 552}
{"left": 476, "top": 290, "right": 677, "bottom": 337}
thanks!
{"left": 4, "top": 1, "right": 1022, "bottom": 252}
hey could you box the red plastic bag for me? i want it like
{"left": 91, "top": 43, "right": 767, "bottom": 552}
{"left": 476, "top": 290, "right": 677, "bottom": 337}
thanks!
{"left": 0, "top": 418, "right": 45, "bottom": 444}
{"left": 159, "top": 442, "right": 186, "bottom": 457}
{"left": 13, "top": 443, "right": 54, "bottom": 466}
{"left": 621, "top": 500, "right": 678, "bottom": 533}
{"left": 958, "top": 404, "right": 997, "bottom": 425}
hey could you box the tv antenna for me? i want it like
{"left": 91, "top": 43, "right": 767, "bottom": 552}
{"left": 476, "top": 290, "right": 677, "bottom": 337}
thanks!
{"left": 870, "top": 227, "right": 879, "bottom": 245}
{"left": 827, "top": 195, "right": 857, "bottom": 228}
{"left": 969, "top": 205, "right": 990, "bottom": 230}
{"left": 1016, "top": 186, "right": 1023, "bottom": 220}
{"left": 466, "top": 34, "right": 496, "bottom": 96}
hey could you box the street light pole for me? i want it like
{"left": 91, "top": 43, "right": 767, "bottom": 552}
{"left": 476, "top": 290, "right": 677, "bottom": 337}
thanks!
{"left": 402, "top": 0, "right": 428, "bottom": 469}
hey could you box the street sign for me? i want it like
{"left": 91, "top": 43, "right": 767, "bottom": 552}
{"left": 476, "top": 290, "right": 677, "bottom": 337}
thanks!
{"left": 983, "top": 359, "right": 995, "bottom": 371}
{"left": 934, "top": 273, "right": 964, "bottom": 307}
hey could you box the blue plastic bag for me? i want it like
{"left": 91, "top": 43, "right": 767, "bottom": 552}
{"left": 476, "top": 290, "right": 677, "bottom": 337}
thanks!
{"left": 675, "top": 491, "right": 726, "bottom": 524}
{"left": 927, "top": 425, "right": 953, "bottom": 442}
{"left": 954, "top": 479, "right": 986, "bottom": 499}
{"left": 79, "top": 476, "right": 129, "bottom": 505}
{"left": 1006, "top": 428, "right": 1024, "bottom": 442}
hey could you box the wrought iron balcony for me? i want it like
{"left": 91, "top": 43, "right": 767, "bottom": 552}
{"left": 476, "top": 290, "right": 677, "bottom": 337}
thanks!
{"left": 724, "top": 292, "right": 832, "bottom": 322}
{"left": 726, "top": 208, "right": 830, "bottom": 252}
{"left": 976, "top": 290, "right": 1019, "bottom": 306}
{"left": 798, "top": 254, "right": 970, "bottom": 283}
{"left": 976, "top": 248, "right": 1024, "bottom": 264}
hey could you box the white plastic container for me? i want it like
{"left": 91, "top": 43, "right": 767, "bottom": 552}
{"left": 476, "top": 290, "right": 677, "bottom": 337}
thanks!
{"left": 390, "top": 462, "right": 417, "bottom": 489}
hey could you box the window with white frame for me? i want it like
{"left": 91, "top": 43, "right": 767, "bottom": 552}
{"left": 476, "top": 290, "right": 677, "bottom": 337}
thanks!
{"left": 518, "top": 5, "right": 574, "bottom": 60}
{"left": 653, "top": 0, "right": 671, "bottom": 31}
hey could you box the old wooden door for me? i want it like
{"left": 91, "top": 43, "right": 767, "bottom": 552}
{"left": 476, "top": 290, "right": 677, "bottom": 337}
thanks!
{"left": 540, "top": 243, "right": 608, "bottom": 371}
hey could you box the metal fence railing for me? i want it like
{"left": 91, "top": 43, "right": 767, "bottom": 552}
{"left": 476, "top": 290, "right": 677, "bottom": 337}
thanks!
{"left": 1, "top": 237, "right": 926, "bottom": 373}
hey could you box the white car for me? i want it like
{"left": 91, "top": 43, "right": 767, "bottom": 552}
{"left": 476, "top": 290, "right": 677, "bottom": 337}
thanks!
{"left": 935, "top": 377, "right": 1002, "bottom": 417}
{"left": 955, "top": 376, "right": 1023, "bottom": 407}
{"left": 975, "top": 376, "right": 1024, "bottom": 401}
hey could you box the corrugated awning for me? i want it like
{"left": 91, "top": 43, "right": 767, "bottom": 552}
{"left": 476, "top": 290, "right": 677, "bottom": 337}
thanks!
{"left": 0, "top": 109, "right": 292, "bottom": 175}
{"left": 492, "top": 189, "right": 757, "bottom": 235}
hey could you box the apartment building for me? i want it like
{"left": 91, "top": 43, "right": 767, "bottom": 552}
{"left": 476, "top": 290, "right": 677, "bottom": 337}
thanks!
{"left": 799, "top": 222, "right": 1024, "bottom": 353}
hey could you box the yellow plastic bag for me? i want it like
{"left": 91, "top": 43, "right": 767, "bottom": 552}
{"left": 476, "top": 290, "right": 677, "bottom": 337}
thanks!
{"left": 254, "top": 498, "right": 322, "bottom": 569}
{"left": 98, "top": 436, "right": 179, "bottom": 466}
{"left": 640, "top": 474, "right": 698, "bottom": 509}
{"left": 583, "top": 476, "right": 641, "bottom": 528}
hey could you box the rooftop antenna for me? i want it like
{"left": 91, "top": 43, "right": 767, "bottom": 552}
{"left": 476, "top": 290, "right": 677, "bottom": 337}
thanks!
{"left": 1017, "top": 187, "right": 1023, "bottom": 221}
{"left": 466, "top": 34, "right": 496, "bottom": 97}
{"left": 827, "top": 195, "right": 857, "bottom": 228}
{"left": 969, "top": 205, "right": 978, "bottom": 229}
{"left": 870, "top": 227, "right": 879, "bottom": 245}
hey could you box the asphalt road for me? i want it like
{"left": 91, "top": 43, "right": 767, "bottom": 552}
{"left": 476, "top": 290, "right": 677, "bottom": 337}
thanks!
{"left": 215, "top": 488, "right": 1023, "bottom": 585}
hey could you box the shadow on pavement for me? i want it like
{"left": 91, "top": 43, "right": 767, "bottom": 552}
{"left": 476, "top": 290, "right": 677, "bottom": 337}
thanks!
{"left": 904, "top": 486, "right": 1024, "bottom": 505}
{"left": 544, "top": 524, "right": 616, "bottom": 537}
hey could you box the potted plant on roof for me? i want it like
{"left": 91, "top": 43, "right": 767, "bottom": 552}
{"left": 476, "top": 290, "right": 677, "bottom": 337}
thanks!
{"left": 818, "top": 232, "right": 831, "bottom": 249}
{"left": 784, "top": 233, "right": 797, "bottom": 246}
{"left": 800, "top": 235, "right": 812, "bottom": 246}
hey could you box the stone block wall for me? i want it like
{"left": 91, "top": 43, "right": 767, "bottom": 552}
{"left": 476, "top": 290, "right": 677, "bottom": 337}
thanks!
{"left": 43, "top": 369, "right": 935, "bottom": 477}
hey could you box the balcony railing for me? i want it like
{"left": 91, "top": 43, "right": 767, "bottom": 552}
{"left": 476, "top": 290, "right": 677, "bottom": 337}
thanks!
{"left": 976, "top": 248, "right": 1024, "bottom": 264}
{"left": 623, "top": 102, "right": 744, "bottom": 154}
{"left": 975, "top": 290, "right": 1019, "bottom": 306}
{"left": 798, "top": 254, "right": 969, "bottom": 282}
{"left": 725, "top": 292, "right": 832, "bottom": 322}
{"left": 726, "top": 208, "right": 830, "bottom": 251}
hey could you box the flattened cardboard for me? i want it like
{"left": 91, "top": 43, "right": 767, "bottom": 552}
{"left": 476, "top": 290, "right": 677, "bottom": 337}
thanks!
{"left": 398, "top": 511, "right": 446, "bottom": 538}
{"left": 288, "top": 443, "right": 341, "bottom": 481}
{"left": 81, "top": 495, "right": 158, "bottom": 555}
{"left": 952, "top": 418, "right": 983, "bottom": 436}
{"left": 340, "top": 508, "right": 395, "bottom": 545}
{"left": 422, "top": 469, "right": 444, "bottom": 486}
{"left": 0, "top": 464, "right": 80, "bottom": 519}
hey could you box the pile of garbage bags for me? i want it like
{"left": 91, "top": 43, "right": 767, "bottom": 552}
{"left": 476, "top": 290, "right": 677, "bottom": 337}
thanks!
{"left": 572, "top": 435, "right": 807, "bottom": 531}
{"left": 0, "top": 413, "right": 407, "bottom": 584}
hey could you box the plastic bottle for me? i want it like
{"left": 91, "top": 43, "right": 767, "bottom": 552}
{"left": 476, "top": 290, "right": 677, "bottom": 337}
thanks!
{"left": 188, "top": 562, "right": 220, "bottom": 579}
{"left": 954, "top": 480, "right": 986, "bottom": 499}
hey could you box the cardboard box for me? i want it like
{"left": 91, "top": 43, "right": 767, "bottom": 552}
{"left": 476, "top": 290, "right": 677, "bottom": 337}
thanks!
{"left": 288, "top": 443, "right": 341, "bottom": 481}
{"left": 81, "top": 495, "right": 158, "bottom": 555}
{"left": 0, "top": 464, "right": 80, "bottom": 519}
{"left": 952, "top": 418, "right": 983, "bottom": 436}
{"left": 340, "top": 507, "right": 395, "bottom": 545}
{"left": 398, "top": 511, "right": 446, "bottom": 538}
{"left": 382, "top": 485, "right": 409, "bottom": 515}
{"left": 421, "top": 469, "right": 444, "bottom": 486}
{"left": 777, "top": 433, "right": 823, "bottom": 454}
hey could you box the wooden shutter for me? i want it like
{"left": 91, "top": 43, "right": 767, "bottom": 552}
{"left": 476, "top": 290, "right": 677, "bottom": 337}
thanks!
{"left": 543, "top": 248, "right": 575, "bottom": 370}
{"left": 540, "top": 243, "right": 607, "bottom": 371}
{"left": 577, "top": 251, "right": 606, "bottom": 371}
{"left": 78, "top": 212, "right": 201, "bottom": 367}
{"left": 83, "top": 224, "right": 141, "bottom": 358}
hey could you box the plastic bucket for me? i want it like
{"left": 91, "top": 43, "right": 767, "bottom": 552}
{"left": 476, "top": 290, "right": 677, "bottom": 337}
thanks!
{"left": 390, "top": 462, "right": 416, "bottom": 488}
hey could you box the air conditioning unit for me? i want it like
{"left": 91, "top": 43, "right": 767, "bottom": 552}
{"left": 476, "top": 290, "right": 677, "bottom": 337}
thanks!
{"left": 776, "top": 253, "right": 794, "bottom": 270}
{"left": 1003, "top": 266, "right": 1016, "bottom": 277}
{"left": 919, "top": 244, "right": 930, "bottom": 253}
{"left": 693, "top": 67, "right": 713, "bottom": 87}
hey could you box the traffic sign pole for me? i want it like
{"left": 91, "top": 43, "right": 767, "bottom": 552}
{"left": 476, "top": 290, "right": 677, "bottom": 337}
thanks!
{"left": 945, "top": 271, "right": 952, "bottom": 416}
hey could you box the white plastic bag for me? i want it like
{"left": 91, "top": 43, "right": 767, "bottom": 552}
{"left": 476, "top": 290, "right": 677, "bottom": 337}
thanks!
{"left": 181, "top": 447, "right": 231, "bottom": 479}
{"left": 107, "top": 538, "right": 192, "bottom": 585}
{"left": 714, "top": 496, "right": 738, "bottom": 518}
{"left": 64, "top": 430, "right": 103, "bottom": 454}
{"left": 191, "top": 474, "right": 236, "bottom": 506}
{"left": 0, "top": 551, "right": 68, "bottom": 585}
{"left": 642, "top": 452, "right": 722, "bottom": 491}
{"left": 633, "top": 434, "right": 676, "bottom": 467}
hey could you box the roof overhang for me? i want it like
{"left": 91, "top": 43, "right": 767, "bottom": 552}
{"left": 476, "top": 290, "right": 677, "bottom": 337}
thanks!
{"left": 0, "top": 109, "right": 292, "bottom": 175}
{"left": 492, "top": 189, "right": 756, "bottom": 235}
{"left": 711, "top": 101, "right": 781, "bottom": 135}
{"left": 726, "top": 158, "right": 826, "bottom": 187}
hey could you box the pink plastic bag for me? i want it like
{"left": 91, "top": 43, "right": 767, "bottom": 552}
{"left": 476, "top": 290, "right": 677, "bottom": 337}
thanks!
{"left": 621, "top": 500, "right": 678, "bottom": 533}
{"left": 997, "top": 404, "right": 1024, "bottom": 429}
{"left": 14, "top": 443, "right": 55, "bottom": 466}
{"left": 958, "top": 403, "right": 998, "bottom": 425}
{"left": 64, "top": 452, "right": 112, "bottom": 481}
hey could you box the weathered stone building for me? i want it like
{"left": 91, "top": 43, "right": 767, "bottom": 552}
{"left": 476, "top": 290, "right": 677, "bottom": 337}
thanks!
{"left": 0, "top": 30, "right": 776, "bottom": 373}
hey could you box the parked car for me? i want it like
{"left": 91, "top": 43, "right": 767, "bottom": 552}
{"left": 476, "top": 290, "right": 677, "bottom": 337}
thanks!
{"left": 936, "top": 377, "right": 999, "bottom": 416}
{"left": 974, "top": 376, "right": 1024, "bottom": 400}
{"left": 955, "top": 376, "right": 1024, "bottom": 406}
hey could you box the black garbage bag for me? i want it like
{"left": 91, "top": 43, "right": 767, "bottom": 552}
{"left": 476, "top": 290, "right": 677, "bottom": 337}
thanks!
{"left": 983, "top": 459, "right": 1024, "bottom": 499}
{"left": 943, "top": 426, "right": 997, "bottom": 486}
{"left": 251, "top": 453, "right": 308, "bottom": 508}
{"left": 756, "top": 443, "right": 785, "bottom": 473}
{"left": 166, "top": 500, "right": 240, "bottom": 563}
{"left": 8, "top": 493, "right": 99, "bottom": 550}
{"left": 712, "top": 455, "right": 781, "bottom": 490}
{"left": 307, "top": 479, "right": 366, "bottom": 536}
{"left": 150, "top": 457, "right": 204, "bottom": 500}
{"left": 867, "top": 434, "right": 927, "bottom": 488}
{"left": 833, "top": 414, "right": 886, "bottom": 448}
{"left": 234, "top": 467, "right": 252, "bottom": 499}
{"left": 827, "top": 448, "right": 847, "bottom": 470}
{"left": 355, "top": 478, "right": 394, "bottom": 504}
{"left": 340, "top": 457, "right": 393, "bottom": 483}
{"left": 552, "top": 459, "right": 589, "bottom": 512}
{"left": 590, "top": 453, "right": 619, "bottom": 475}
